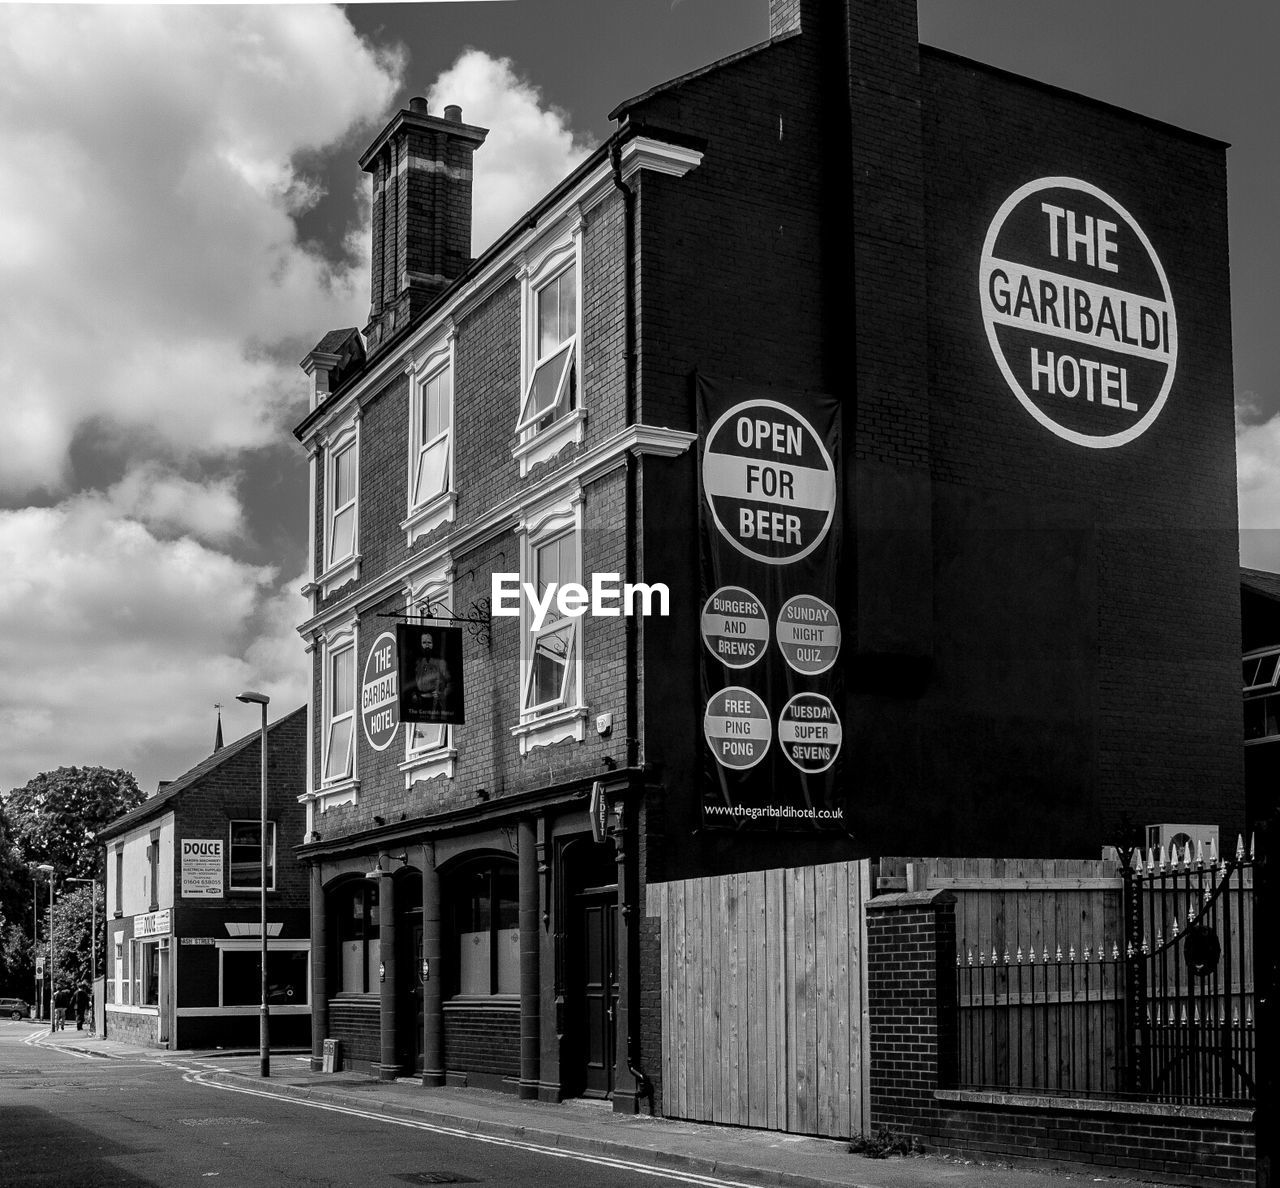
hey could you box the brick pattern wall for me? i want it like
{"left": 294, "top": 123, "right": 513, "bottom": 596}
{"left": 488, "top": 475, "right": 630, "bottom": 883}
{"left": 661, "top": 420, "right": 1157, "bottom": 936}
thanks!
{"left": 867, "top": 892, "right": 957, "bottom": 1133}
{"left": 444, "top": 1003, "right": 520, "bottom": 1078}
{"left": 329, "top": 998, "right": 380, "bottom": 1070}
{"left": 104, "top": 1010, "right": 159, "bottom": 1047}
{"left": 929, "top": 1099, "right": 1254, "bottom": 1186}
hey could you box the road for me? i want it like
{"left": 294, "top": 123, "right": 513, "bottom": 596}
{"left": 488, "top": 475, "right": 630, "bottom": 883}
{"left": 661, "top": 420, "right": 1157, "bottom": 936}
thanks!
{"left": 0, "top": 1019, "right": 743, "bottom": 1188}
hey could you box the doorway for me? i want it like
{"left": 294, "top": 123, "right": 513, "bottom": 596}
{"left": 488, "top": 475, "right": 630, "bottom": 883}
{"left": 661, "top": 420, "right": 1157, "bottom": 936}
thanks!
{"left": 396, "top": 874, "right": 424, "bottom": 1075}
{"left": 563, "top": 839, "right": 618, "bottom": 1099}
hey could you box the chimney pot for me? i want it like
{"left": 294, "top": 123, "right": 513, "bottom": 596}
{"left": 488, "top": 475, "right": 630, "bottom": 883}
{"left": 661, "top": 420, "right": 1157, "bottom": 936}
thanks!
{"left": 409, "top": 96, "right": 428, "bottom": 114}
{"left": 444, "top": 104, "right": 462, "bottom": 123}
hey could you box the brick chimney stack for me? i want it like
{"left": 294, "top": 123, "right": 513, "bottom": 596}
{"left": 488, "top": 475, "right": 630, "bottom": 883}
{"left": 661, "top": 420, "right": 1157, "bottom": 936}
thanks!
{"left": 359, "top": 98, "right": 488, "bottom": 355}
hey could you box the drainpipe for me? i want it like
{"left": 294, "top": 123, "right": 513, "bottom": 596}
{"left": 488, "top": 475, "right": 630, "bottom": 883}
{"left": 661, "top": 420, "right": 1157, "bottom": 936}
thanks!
{"left": 609, "top": 134, "right": 654, "bottom": 1115}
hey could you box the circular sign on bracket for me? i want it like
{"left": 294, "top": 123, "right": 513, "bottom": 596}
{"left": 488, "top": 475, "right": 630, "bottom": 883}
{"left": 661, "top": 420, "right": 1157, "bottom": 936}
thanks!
{"left": 702, "top": 399, "right": 836, "bottom": 565}
{"left": 704, "top": 686, "right": 771, "bottom": 770}
{"left": 701, "top": 586, "right": 770, "bottom": 669}
{"left": 777, "top": 595, "right": 841, "bottom": 675}
{"left": 979, "top": 177, "right": 1177, "bottom": 449}
{"left": 778, "top": 693, "right": 842, "bottom": 774}
{"left": 361, "top": 631, "right": 400, "bottom": 751}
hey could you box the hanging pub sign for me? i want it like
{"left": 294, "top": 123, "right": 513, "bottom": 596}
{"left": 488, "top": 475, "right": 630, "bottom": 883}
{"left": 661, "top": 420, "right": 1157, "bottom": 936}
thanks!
{"left": 698, "top": 375, "right": 846, "bottom": 832}
{"left": 361, "top": 631, "right": 400, "bottom": 751}
{"left": 979, "top": 177, "right": 1177, "bottom": 449}
{"left": 397, "top": 622, "right": 464, "bottom": 725}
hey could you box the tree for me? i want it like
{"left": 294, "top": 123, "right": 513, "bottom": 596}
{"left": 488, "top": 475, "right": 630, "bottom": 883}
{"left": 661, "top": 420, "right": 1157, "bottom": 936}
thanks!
{"left": 5, "top": 766, "right": 144, "bottom": 881}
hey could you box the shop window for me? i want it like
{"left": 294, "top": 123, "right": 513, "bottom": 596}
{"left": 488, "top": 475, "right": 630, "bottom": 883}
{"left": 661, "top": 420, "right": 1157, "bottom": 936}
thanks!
{"left": 451, "top": 860, "right": 519, "bottom": 997}
{"left": 221, "top": 948, "right": 308, "bottom": 1006}
{"left": 133, "top": 940, "right": 160, "bottom": 1007}
{"left": 228, "top": 821, "right": 276, "bottom": 891}
{"left": 113, "top": 940, "right": 124, "bottom": 1005}
{"left": 334, "top": 881, "right": 380, "bottom": 995}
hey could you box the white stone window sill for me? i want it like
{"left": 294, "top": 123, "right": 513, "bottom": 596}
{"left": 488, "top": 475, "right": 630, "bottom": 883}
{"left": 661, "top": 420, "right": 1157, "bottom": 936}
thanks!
{"left": 402, "top": 491, "right": 457, "bottom": 548}
{"left": 512, "top": 409, "right": 585, "bottom": 478}
{"left": 401, "top": 747, "right": 457, "bottom": 787}
{"left": 316, "top": 777, "right": 360, "bottom": 811}
{"left": 511, "top": 705, "right": 587, "bottom": 754}
{"left": 308, "top": 552, "right": 361, "bottom": 598}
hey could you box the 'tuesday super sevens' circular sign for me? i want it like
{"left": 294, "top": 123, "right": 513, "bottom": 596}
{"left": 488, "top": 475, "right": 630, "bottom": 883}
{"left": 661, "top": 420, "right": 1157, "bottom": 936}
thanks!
{"left": 777, "top": 595, "right": 841, "bottom": 675}
{"left": 979, "top": 178, "right": 1177, "bottom": 449}
{"left": 361, "top": 631, "right": 399, "bottom": 751}
{"left": 701, "top": 586, "right": 769, "bottom": 669}
{"left": 704, "top": 686, "right": 771, "bottom": 770}
{"left": 778, "top": 693, "right": 842, "bottom": 774}
{"left": 702, "top": 400, "right": 836, "bottom": 565}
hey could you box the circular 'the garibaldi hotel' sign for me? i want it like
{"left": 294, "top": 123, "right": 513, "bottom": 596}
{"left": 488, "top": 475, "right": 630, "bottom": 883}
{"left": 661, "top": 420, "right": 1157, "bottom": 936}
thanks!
{"left": 979, "top": 177, "right": 1177, "bottom": 449}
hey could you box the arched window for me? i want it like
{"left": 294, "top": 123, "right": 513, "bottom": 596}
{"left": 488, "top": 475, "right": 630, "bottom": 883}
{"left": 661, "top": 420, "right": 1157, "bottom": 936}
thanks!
{"left": 449, "top": 859, "right": 519, "bottom": 997}
{"left": 332, "top": 880, "right": 380, "bottom": 995}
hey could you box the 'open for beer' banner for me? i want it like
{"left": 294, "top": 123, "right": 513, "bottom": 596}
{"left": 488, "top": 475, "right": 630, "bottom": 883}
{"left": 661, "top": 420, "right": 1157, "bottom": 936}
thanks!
{"left": 698, "top": 375, "right": 845, "bottom": 831}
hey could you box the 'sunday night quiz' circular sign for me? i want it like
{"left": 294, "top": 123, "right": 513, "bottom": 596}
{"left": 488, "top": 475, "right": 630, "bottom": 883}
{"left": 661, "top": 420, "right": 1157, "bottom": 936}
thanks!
{"left": 702, "top": 399, "right": 836, "bottom": 565}
{"left": 979, "top": 177, "right": 1177, "bottom": 449}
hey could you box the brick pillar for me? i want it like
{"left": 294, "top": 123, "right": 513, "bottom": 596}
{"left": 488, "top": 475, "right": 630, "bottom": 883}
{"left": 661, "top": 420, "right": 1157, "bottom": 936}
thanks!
{"left": 867, "top": 889, "right": 957, "bottom": 1135}
{"left": 421, "top": 845, "right": 444, "bottom": 1086}
{"left": 518, "top": 820, "right": 540, "bottom": 1099}
{"left": 377, "top": 867, "right": 397, "bottom": 1080}
{"left": 309, "top": 864, "right": 327, "bottom": 1072}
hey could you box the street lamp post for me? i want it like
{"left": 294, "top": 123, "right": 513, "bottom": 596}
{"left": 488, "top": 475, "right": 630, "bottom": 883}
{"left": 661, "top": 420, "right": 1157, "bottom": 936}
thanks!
{"left": 36, "top": 864, "right": 55, "bottom": 1031}
{"left": 67, "top": 878, "right": 99, "bottom": 1034}
{"left": 237, "top": 690, "right": 271, "bottom": 1078}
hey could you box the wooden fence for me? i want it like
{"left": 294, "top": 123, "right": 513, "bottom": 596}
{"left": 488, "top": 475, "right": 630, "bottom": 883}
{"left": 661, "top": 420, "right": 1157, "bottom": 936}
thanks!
{"left": 645, "top": 860, "right": 870, "bottom": 1137}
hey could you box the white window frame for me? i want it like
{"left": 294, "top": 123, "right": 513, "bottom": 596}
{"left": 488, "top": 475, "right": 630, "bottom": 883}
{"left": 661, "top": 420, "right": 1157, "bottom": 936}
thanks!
{"left": 513, "top": 227, "right": 586, "bottom": 477}
{"left": 215, "top": 940, "right": 311, "bottom": 1013}
{"left": 227, "top": 820, "right": 277, "bottom": 892}
{"left": 401, "top": 565, "right": 458, "bottom": 786}
{"left": 321, "top": 624, "right": 358, "bottom": 797}
{"left": 403, "top": 338, "right": 458, "bottom": 546}
{"left": 511, "top": 490, "right": 587, "bottom": 753}
{"left": 1244, "top": 645, "right": 1280, "bottom": 745}
{"left": 320, "top": 419, "right": 361, "bottom": 594}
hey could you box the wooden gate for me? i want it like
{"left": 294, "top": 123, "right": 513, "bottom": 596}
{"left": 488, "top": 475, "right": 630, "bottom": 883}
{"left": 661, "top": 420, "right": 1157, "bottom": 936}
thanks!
{"left": 645, "top": 860, "right": 870, "bottom": 1137}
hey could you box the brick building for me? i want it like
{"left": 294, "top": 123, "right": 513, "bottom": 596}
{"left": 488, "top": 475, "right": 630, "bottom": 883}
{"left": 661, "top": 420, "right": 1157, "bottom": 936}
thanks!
{"left": 293, "top": 0, "right": 1240, "bottom": 1118}
{"left": 100, "top": 708, "right": 309, "bottom": 1050}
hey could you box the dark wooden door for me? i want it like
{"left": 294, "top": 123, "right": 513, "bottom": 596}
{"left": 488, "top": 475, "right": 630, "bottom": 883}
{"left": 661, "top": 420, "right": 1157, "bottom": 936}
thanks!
{"left": 577, "top": 891, "right": 617, "bottom": 1097}
{"left": 397, "top": 919, "right": 424, "bottom": 1074}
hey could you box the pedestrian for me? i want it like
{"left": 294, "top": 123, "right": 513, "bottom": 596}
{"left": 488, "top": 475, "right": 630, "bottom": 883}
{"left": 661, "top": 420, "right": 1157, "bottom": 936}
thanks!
{"left": 53, "top": 986, "right": 70, "bottom": 1031}
{"left": 75, "top": 982, "right": 90, "bottom": 1031}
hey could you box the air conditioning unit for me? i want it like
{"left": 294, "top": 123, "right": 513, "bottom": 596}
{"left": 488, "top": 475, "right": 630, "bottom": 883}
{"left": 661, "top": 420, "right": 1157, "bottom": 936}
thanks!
{"left": 1145, "top": 822, "right": 1219, "bottom": 857}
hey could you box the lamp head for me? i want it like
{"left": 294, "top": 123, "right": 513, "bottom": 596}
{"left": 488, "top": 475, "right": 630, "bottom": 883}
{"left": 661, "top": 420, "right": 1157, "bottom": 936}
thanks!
{"left": 237, "top": 691, "right": 269, "bottom": 706}
{"left": 36, "top": 863, "right": 54, "bottom": 875}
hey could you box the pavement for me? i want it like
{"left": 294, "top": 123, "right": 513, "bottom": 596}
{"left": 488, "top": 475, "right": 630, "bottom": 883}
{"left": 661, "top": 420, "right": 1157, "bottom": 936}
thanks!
{"left": 30, "top": 1024, "right": 1166, "bottom": 1188}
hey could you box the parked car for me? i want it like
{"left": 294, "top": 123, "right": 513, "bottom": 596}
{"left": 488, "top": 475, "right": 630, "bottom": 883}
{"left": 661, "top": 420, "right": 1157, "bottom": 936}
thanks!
{"left": 0, "top": 996, "right": 30, "bottom": 1020}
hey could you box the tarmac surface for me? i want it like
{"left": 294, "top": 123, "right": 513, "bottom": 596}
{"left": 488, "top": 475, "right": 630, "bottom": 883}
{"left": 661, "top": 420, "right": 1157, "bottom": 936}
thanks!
{"left": 31, "top": 1024, "right": 1178, "bottom": 1188}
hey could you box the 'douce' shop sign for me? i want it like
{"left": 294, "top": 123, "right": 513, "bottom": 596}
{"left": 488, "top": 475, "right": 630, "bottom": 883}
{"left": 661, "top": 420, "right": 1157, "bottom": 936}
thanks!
{"left": 698, "top": 376, "right": 845, "bottom": 833}
{"left": 980, "top": 177, "right": 1177, "bottom": 449}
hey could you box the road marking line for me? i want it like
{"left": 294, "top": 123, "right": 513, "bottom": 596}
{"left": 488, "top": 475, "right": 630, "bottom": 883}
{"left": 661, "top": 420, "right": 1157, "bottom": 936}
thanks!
{"left": 187, "top": 1071, "right": 765, "bottom": 1188}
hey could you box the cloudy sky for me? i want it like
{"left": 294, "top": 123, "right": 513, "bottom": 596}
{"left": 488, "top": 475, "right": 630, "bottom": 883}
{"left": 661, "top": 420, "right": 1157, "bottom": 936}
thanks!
{"left": 0, "top": 0, "right": 1274, "bottom": 795}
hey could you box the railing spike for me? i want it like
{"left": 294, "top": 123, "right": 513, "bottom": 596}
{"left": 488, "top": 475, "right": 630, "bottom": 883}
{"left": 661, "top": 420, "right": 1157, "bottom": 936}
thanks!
{"left": 1056, "top": 944, "right": 1063, "bottom": 963}
{"left": 1196, "top": 838, "right": 1206, "bottom": 867}
{"left": 1236, "top": 833, "right": 1245, "bottom": 861}
{"left": 1209, "top": 834, "right": 1219, "bottom": 866}
{"left": 1183, "top": 841, "right": 1194, "bottom": 868}
{"left": 1171, "top": 916, "right": 1180, "bottom": 938}
{"left": 1003, "top": 948, "right": 1011, "bottom": 965}
{"left": 1233, "top": 1005, "right": 1240, "bottom": 1026}
{"left": 991, "top": 946, "right": 998, "bottom": 966}
{"left": 1247, "top": 1006, "right": 1255, "bottom": 1028}
{"left": 978, "top": 948, "right": 985, "bottom": 966}
{"left": 1126, "top": 941, "right": 1135, "bottom": 959}
{"left": 1158, "top": 843, "right": 1168, "bottom": 870}
{"left": 1147, "top": 847, "right": 1157, "bottom": 874}
{"left": 1070, "top": 945, "right": 1077, "bottom": 962}
{"left": 1042, "top": 944, "right": 1050, "bottom": 964}
{"left": 1170, "top": 843, "right": 1182, "bottom": 871}
{"left": 1181, "top": 1004, "right": 1188, "bottom": 1025}
{"left": 966, "top": 947, "right": 973, "bottom": 966}
{"left": 1249, "top": 833, "right": 1256, "bottom": 861}
{"left": 1194, "top": 1004, "right": 1201, "bottom": 1025}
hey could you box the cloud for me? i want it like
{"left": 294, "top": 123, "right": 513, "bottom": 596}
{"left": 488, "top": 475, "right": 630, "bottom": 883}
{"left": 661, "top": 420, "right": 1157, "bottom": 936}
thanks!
{"left": 428, "top": 50, "right": 597, "bottom": 253}
{"left": 0, "top": 5, "right": 403, "bottom": 496}
{"left": 1237, "top": 398, "right": 1280, "bottom": 571}
{"left": 103, "top": 464, "right": 245, "bottom": 546}
{"left": 0, "top": 495, "right": 307, "bottom": 794}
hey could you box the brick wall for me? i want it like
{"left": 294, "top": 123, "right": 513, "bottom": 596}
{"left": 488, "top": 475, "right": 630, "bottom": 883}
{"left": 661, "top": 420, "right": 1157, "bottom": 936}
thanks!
{"left": 329, "top": 997, "right": 380, "bottom": 1071}
{"left": 105, "top": 1009, "right": 159, "bottom": 1047}
{"left": 444, "top": 1002, "right": 519, "bottom": 1080}
{"left": 867, "top": 889, "right": 1255, "bottom": 1184}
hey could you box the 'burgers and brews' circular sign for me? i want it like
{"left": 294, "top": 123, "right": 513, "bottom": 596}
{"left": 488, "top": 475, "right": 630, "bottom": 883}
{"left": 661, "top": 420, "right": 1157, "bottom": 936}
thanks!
{"left": 702, "top": 400, "right": 837, "bottom": 565}
{"left": 979, "top": 178, "right": 1177, "bottom": 449}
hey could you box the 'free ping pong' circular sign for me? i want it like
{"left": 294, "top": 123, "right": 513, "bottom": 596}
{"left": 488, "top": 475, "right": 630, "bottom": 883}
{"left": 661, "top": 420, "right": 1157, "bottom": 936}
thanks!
{"left": 702, "top": 400, "right": 836, "bottom": 565}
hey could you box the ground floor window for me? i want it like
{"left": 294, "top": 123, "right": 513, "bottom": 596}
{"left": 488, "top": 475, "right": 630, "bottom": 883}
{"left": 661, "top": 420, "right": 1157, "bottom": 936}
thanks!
{"left": 221, "top": 946, "right": 309, "bottom": 1006}
{"left": 113, "top": 939, "right": 125, "bottom": 1005}
{"left": 451, "top": 859, "right": 519, "bottom": 997}
{"left": 333, "top": 880, "right": 380, "bottom": 994}
{"left": 132, "top": 939, "right": 160, "bottom": 1006}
